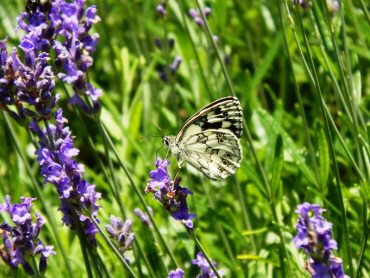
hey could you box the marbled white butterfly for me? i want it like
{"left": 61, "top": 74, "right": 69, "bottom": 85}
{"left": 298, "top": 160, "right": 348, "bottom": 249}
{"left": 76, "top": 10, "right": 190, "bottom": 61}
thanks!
{"left": 163, "top": 97, "right": 243, "bottom": 180}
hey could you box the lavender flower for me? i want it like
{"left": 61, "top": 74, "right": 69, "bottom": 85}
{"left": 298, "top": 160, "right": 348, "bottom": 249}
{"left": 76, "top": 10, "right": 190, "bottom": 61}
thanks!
{"left": 105, "top": 215, "right": 135, "bottom": 264}
{"left": 145, "top": 158, "right": 196, "bottom": 229}
{"left": 0, "top": 37, "right": 57, "bottom": 124}
{"left": 293, "top": 203, "right": 350, "bottom": 278}
{"left": 134, "top": 208, "right": 152, "bottom": 227}
{"left": 167, "top": 268, "right": 185, "bottom": 278}
{"left": 30, "top": 108, "right": 102, "bottom": 247}
{"left": 0, "top": 195, "right": 56, "bottom": 275}
{"left": 16, "top": 0, "right": 103, "bottom": 116}
{"left": 191, "top": 252, "right": 224, "bottom": 277}
{"left": 156, "top": 4, "right": 166, "bottom": 17}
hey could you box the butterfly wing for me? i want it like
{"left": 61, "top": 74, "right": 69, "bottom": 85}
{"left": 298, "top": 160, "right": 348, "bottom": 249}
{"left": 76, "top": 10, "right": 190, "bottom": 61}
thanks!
{"left": 176, "top": 96, "right": 243, "bottom": 142}
{"left": 178, "top": 130, "right": 242, "bottom": 180}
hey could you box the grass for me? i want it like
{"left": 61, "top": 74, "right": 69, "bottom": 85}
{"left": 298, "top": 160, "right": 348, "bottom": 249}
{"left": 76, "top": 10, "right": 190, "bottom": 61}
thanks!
{"left": 0, "top": 0, "right": 369, "bottom": 277}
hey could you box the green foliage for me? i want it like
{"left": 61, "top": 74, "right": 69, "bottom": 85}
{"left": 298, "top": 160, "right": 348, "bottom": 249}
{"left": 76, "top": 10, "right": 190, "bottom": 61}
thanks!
{"left": 0, "top": 0, "right": 369, "bottom": 277}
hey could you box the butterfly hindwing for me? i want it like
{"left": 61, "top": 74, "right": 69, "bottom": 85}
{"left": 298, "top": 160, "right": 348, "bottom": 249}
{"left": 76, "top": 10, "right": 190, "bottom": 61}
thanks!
{"left": 179, "top": 130, "right": 242, "bottom": 180}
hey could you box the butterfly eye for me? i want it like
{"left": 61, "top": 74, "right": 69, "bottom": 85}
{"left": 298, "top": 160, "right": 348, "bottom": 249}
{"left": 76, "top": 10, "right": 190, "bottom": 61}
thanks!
{"left": 163, "top": 138, "right": 169, "bottom": 146}
{"left": 222, "top": 160, "right": 229, "bottom": 166}
{"left": 226, "top": 153, "right": 231, "bottom": 158}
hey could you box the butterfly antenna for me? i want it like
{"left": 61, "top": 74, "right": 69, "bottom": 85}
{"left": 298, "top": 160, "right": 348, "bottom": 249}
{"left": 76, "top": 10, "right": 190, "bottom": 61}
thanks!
{"left": 139, "top": 135, "right": 163, "bottom": 140}
{"left": 150, "top": 121, "right": 167, "bottom": 136}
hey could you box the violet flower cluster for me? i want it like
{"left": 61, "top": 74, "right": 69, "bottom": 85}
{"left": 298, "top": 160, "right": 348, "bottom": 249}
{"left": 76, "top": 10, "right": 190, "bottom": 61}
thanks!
{"left": 293, "top": 203, "right": 349, "bottom": 278}
{"left": 189, "top": 7, "right": 219, "bottom": 43}
{"left": 158, "top": 55, "right": 182, "bottom": 83}
{"left": 154, "top": 4, "right": 182, "bottom": 83}
{"left": 105, "top": 215, "right": 135, "bottom": 264}
{"left": 189, "top": 7, "right": 211, "bottom": 28}
{"left": 16, "top": 0, "right": 102, "bottom": 116}
{"left": 145, "top": 158, "right": 196, "bottom": 229}
{"left": 167, "top": 252, "right": 223, "bottom": 278}
{"left": 30, "top": 108, "right": 102, "bottom": 247}
{"left": 0, "top": 37, "right": 57, "bottom": 124}
{"left": 0, "top": 195, "right": 55, "bottom": 276}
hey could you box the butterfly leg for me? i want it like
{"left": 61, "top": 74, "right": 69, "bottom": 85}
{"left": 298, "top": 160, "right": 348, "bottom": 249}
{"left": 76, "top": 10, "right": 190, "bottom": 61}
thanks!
{"left": 165, "top": 148, "right": 171, "bottom": 160}
{"left": 170, "top": 167, "right": 182, "bottom": 191}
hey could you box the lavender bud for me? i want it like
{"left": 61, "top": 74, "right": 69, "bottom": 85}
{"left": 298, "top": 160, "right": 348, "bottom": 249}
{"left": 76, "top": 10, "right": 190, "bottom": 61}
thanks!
{"left": 111, "top": 215, "right": 123, "bottom": 231}
{"left": 22, "top": 108, "right": 39, "bottom": 118}
{"left": 122, "top": 219, "right": 132, "bottom": 234}
{"left": 154, "top": 38, "right": 162, "bottom": 49}
{"left": 194, "top": 17, "right": 205, "bottom": 27}
{"left": 170, "top": 56, "right": 182, "bottom": 74}
{"left": 204, "top": 7, "right": 211, "bottom": 17}
{"left": 48, "top": 94, "right": 60, "bottom": 110}
{"left": 41, "top": 91, "right": 51, "bottom": 102}
{"left": 105, "top": 225, "right": 118, "bottom": 238}
{"left": 156, "top": 5, "right": 166, "bottom": 16}
{"left": 117, "top": 233, "right": 126, "bottom": 245}
{"left": 39, "top": 255, "right": 47, "bottom": 275}
{"left": 224, "top": 54, "right": 231, "bottom": 65}
{"left": 212, "top": 35, "right": 219, "bottom": 44}
{"left": 124, "top": 233, "right": 135, "bottom": 251}
{"left": 168, "top": 38, "right": 175, "bottom": 51}
{"left": 134, "top": 208, "right": 151, "bottom": 227}
{"left": 22, "top": 261, "right": 35, "bottom": 276}
{"left": 189, "top": 8, "right": 199, "bottom": 18}
{"left": 158, "top": 71, "right": 168, "bottom": 82}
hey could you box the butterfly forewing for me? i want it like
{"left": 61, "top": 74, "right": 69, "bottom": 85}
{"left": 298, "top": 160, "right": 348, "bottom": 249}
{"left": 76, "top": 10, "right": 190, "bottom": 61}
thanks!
{"left": 164, "top": 96, "right": 243, "bottom": 180}
{"left": 176, "top": 97, "right": 243, "bottom": 141}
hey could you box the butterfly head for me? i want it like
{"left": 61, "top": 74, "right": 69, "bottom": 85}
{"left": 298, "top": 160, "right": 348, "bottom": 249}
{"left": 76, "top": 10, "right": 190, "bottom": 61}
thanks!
{"left": 162, "top": 135, "right": 176, "bottom": 149}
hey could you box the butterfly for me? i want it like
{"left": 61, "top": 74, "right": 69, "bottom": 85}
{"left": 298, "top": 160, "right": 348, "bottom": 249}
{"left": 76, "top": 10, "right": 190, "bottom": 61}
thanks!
{"left": 162, "top": 96, "right": 243, "bottom": 180}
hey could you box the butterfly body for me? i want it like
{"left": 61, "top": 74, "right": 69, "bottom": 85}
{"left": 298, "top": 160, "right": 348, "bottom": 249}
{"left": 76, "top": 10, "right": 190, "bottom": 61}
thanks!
{"left": 163, "top": 97, "right": 243, "bottom": 180}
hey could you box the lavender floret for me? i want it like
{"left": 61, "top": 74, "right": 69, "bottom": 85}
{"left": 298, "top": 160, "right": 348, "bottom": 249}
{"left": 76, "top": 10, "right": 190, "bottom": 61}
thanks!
{"left": 30, "top": 108, "right": 102, "bottom": 247}
{"left": 0, "top": 196, "right": 56, "bottom": 275}
{"left": 0, "top": 37, "right": 56, "bottom": 123}
{"left": 293, "top": 202, "right": 350, "bottom": 278}
{"left": 145, "top": 158, "right": 196, "bottom": 229}
{"left": 167, "top": 268, "right": 185, "bottom": 278}
{"left": 191, "top": 252, "right": 224, "bottom": 277}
